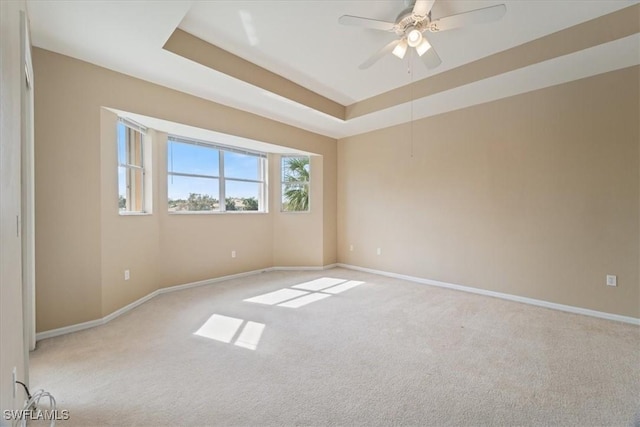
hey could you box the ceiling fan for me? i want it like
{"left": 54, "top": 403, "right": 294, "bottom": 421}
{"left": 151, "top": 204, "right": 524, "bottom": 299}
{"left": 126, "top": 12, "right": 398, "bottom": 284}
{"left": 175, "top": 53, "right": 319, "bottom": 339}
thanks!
{"left": 339, "top": 0, "right": 506, "bottom": 70}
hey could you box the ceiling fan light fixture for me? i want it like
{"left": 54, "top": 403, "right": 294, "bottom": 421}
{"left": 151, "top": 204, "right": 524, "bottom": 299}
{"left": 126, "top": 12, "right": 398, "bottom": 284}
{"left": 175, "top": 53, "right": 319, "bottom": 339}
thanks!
{"left": 406, "top": 28, "right": 423, "bottom": 47}
{"left": 341, "top": 1, "right": 507, "bottom": 70}
{"left": 392, "top": 39, "right": 408, "bottom": 59}
{"left": 415, "top": 38, "right": 432, "bottom": 56}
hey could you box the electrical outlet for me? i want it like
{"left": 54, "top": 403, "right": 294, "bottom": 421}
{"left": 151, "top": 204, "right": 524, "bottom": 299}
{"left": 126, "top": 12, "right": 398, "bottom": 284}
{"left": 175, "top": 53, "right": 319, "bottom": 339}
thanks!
{"left": 231, "top": 250, "right": 236, "bottom": 258}
{"left": 606, "top": 275, "right": 617, "bottom": 287}
{"left": 376, "top": 248, "right": 381, "bottom": 256}
{"left": 124, "top": 269, "right": 130, "bottom": 281}
{"left": 12, "top": 367, "right": 17, "bottom": 398}
{"left": 349, "top": 244, "right": 354, "bottom": 252}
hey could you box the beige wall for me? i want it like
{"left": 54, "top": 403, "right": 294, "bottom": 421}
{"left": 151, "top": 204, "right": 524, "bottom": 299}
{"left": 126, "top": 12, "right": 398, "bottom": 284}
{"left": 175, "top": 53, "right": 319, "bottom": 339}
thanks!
{"left": 338, "top": 66, "right": 640, "bottom": 318}
{"left": 32, "top": 46, "right": 638, "bottom": 336}
{"left": 34, "top": 48, "right": 337, "bottom": 332}
{"left": 35, "top": 71, "right": 103, "bottom": 331}
{"left": 1, "top": 0, "right": 28, "bottom": 414}
{"left": 322, "top": 148, "right": 338, "bottom": 266}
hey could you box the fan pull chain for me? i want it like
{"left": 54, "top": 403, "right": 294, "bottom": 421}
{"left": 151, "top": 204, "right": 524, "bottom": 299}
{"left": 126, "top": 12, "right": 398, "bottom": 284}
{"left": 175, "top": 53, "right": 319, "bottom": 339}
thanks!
{"left": 409, "top": 51, "right": 414, "bottom": 158}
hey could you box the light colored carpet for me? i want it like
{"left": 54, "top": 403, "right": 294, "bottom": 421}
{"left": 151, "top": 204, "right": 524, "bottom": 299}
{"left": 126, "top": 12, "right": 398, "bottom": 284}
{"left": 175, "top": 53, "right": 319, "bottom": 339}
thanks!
{"left": 30, "top": 268, "right": 640, "bottom": 426}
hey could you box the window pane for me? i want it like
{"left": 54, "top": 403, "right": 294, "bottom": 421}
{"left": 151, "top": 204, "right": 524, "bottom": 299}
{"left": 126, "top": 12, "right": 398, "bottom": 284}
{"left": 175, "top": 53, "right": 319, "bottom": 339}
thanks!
{"left": 224, "top": 152, "right": 260, "bottom": 181}
{"left": 118, "top": 122, "right": 147, "bottom": 213}
{"left": 282, "top": 183, "right": 309, "bottom": 212}
{"left": 281, "top": 156, "right": 309, "bottom": 212}
{"left": 168, "top": 141, "right": 219, "bottom": 176}
{"left": 281, "top": 156, "right": 309, "bottom": 183}
{"left": 226, "top": 180, "right": 261, "bottom": 211}
{"left": 127, "top": 168, "right": 144, "bottom": 212}
{"left": 118, "top": 166, "right": 127, "bottom": 211}
{"left": 127, "top": 129, "right": 143, "bottom": 167}
{"left": 117, "top": 123, "right": 126, "bottom": 165}
{"left": 168, "top": 175, "right": 219, "bottom": 212}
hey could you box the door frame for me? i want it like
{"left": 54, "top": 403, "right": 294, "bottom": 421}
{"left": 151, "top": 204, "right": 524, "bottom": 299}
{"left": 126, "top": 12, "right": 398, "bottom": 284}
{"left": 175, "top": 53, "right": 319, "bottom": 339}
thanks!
{"left": 20, "top": 10, "right": 35, "bottom": 362}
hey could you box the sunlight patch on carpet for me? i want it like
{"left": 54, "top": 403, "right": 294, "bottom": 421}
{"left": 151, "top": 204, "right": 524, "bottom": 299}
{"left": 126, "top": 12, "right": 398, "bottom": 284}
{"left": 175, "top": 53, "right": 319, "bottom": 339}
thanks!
{"left": 323, "top": 280, "right": 365, "bottom": 294}
{"left": 244, "top": 278, "right": 367, "bottom": 309}
{"left": 243, "top": 289, "right": 308, "bottom": 305}
{"left": 278, "top": 292, "right": 331, "bottom": 308}
{"left": 194, "top": 314, "right": 265, "bottom": 351}
{"left": 292, "top": 277, "right": 346, "bottom": 291}
{"left": 194, "top": 314, "right": 243, "bottom": 343}
{"left": 234, "top": 321, "right": 265, "bottom": 350}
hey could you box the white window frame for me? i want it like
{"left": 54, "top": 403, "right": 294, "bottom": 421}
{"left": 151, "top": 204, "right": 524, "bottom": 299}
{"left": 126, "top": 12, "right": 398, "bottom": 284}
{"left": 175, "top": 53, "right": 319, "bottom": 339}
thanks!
{"left": 117, "top": 118, "right": 149, "bottom": 214}
{"left": 281, "top": 155, "right": 310, "bottom": 213}
{"left": 167, "top": 135, "right": 267, "bottom": 213}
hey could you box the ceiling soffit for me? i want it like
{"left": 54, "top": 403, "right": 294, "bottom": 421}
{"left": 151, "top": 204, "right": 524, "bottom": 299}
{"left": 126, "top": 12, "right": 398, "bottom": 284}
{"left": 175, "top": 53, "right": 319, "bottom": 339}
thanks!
{"left": 164, "top": 29, "right": 346, "bottom": 121}
{"left": 348, "top": 4, "right": 640, "bottom": 119}
{"left": 164, "top": 4, "right": 639, "bottom": 124}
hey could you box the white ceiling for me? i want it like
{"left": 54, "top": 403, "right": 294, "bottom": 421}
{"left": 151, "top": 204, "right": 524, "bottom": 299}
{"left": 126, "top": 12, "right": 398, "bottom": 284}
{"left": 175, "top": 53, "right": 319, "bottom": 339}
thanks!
{"left": 27, "top": 1, "right": 639, "bottom": 139}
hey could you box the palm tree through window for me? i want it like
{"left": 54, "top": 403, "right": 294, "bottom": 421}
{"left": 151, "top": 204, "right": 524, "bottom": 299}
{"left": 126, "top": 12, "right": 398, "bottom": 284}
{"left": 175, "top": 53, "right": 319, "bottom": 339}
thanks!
{"left": 281, "top": 156, "right": 310, "bottom": 212}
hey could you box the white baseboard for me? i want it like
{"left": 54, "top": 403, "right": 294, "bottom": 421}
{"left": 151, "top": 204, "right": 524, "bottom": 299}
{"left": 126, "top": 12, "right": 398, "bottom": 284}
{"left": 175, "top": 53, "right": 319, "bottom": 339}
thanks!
{"left": 156, "top": 268, "right": 270, "bottom": 295}
{"left": 40, "top": 262, "right": 633, "bottom": 341}
{"left": 272, "top": 263, "right": 337, "bottom": 271}
{"left": 35, "top": 264, "right": 338, "bottom": 341}
{"left": 35, "top": 318, "right": 105, "bottom": 341}
{"left": 337, "top": 263, "right": 640, "bottom": 326}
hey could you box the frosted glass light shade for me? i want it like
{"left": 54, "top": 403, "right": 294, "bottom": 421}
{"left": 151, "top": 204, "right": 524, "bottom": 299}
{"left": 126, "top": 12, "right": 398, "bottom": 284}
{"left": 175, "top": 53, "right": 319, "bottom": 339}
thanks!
{"left": 392, "top": 39, "right": 408, "bottom": 59}
{"left": 415, "top": 38, "right": 432, "bottom": 56}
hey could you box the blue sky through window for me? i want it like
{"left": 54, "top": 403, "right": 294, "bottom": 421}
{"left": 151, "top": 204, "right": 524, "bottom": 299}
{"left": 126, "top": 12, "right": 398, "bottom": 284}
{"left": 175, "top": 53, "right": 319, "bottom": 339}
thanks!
{"left": 117, "top": 122, "right": 266, "bottom": 211}
{"left": 168, "top": 141, "right": 219, "bottom": 177}
{"left": 167, "top": 140, "right": 262, "bottom": 200}
{"left": 224, "top": 151, "right": 260, "bottom": 180}
{"left": 117, "top": 123, "right": 126, "bottom": 201}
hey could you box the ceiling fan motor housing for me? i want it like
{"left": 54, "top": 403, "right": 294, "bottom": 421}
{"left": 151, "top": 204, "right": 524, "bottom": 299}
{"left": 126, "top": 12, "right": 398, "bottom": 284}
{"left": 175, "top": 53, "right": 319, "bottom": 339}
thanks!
{"left": 394, "top": 6, "right": 430, "bottom": 37}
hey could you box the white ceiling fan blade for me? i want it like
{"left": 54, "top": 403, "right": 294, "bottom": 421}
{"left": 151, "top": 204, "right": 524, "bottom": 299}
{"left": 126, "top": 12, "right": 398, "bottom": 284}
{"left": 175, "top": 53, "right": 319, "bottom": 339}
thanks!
{"left": 338, "top": 15, "right": 395, "bottom": 32}
{"left": 413, "top": 0, "right": 435, "bottom": 18}
{"left": 359, "top": 39, "right": 401, "bottom": 70}
{"left": 430, "top": 4, "right": 506, "bottom": 32}
{"left": 420, "top": 41, "right": 442, "bottom": 69}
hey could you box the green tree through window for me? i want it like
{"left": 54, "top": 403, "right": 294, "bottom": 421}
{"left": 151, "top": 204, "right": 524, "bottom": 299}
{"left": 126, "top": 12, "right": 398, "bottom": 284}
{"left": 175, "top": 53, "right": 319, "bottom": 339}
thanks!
{"left": 188, "top": 193, "right": 218, "bottom": 211}
{"left": 243, "top": 197, "right": 259, "bottom": 211}
{"left": 282, "top": 156, "right": 309, "bottom": 212}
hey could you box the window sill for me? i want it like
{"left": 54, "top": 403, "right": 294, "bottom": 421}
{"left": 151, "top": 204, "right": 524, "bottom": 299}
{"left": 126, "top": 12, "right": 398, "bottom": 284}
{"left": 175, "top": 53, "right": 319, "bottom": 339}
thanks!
{"left": 119, "top": 211, "right": 152, "bottom": 216}
{"left": 168, "top": 211, "right": 268, "bottom": 215}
